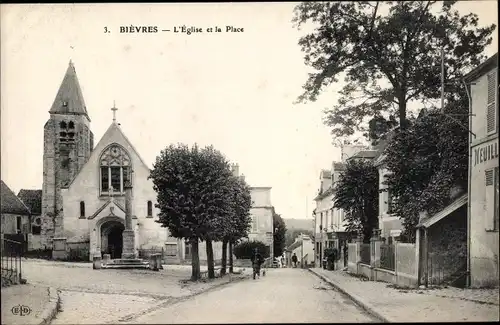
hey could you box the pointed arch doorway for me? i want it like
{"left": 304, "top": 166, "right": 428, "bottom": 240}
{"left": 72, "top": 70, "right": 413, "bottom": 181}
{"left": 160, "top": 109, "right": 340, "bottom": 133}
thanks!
{"left": 100, "top": 219, "right": 125, "bottom": 259}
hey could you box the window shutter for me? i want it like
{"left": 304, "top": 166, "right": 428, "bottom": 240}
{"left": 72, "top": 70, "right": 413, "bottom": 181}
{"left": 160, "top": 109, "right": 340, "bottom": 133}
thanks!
{"left": 487, "top": 72, "right": 497, "bottom": 133}
{"left": 485, "top": 169, "right": 495, "bottom": 230}
{"left": 495, "top": 167, "right": 499, "bottom": 231}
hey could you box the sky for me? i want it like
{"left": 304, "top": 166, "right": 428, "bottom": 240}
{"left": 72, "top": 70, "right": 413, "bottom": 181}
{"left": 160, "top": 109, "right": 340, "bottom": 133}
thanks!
{"left": 1, "top": 2, "right": 498, "bottom": 221}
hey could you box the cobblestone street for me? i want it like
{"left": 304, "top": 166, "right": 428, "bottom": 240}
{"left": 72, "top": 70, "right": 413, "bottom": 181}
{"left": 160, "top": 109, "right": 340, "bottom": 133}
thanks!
{"left": 21, "top": 259, "right": 249, "bottom": 324}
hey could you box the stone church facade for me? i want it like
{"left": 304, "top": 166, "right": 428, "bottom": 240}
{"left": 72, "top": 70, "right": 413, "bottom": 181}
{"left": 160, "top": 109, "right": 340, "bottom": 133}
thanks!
{"left": 36, "top": 61, "right": 274, "bottom": 262}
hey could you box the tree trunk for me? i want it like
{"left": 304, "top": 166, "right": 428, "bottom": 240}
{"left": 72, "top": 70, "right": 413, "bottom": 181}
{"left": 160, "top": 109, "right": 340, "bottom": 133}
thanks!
{"left": 221, "top": 239, "right": 228, "bottom": 276}
{"left": 398, "top": 95, "right": 408, "bottom": 130}
{"left": 229, "top": 241, "right": 234, "bottom": 273}
{"left": 190, "top": 239, "right": 201, "bottom": 281}
{"left": 206, "top": 239, "right": 215, "bottom": 279}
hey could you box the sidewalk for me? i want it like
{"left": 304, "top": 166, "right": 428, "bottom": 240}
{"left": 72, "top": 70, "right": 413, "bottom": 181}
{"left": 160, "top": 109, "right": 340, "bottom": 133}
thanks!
{"left": 309, "top": 268, "right": 499, "bottom": 322}
{"left": 1, "top": 284, "right": 59, "bottom": 325}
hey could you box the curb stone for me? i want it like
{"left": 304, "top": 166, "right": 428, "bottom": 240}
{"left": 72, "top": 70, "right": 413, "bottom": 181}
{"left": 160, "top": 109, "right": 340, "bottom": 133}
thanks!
{"left": 308, "top": 269, "right": 393, "bottom": 323}
{"left": 38, "top": 287, "right": 61, "bottom": 325}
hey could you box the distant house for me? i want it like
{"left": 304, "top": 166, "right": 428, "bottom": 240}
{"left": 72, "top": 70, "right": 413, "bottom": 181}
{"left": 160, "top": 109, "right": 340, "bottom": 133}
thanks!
{"left": 285, "top": 233, "right": 314, "bottom": 267}
{"left": 346, "top": 149, "right": 378, "bottom": 163}
{"left": 313, "top": 161, "right": 356, "bottom": 266}
{"left": 372, "top": 134, "right": 403, "bottom": 242}
{"left": 1, "top": 180, "right": 31, "bottom": 236}
{"left": 18, "top": 189, "right": 43, "bottom": 250}
{"left": 464, "top": 52, "right": 499, "bottom": 288}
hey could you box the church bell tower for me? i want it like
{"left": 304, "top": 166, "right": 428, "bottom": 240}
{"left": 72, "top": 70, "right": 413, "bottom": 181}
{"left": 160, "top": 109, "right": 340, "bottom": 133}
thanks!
{"left": 41, "top": 61, "right": 94, "bottom": 248}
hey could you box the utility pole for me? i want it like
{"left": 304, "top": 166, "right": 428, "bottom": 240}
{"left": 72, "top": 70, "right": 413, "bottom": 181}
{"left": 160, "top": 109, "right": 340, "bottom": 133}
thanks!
{"left": 301, "top": 234, "right": 304, "bottom": 268}
{"left": 441, "top": 47, "right": 445, "bottom": 114}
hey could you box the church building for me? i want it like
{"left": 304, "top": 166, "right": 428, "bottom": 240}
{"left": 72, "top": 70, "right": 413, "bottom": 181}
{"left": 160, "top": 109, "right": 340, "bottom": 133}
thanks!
{"left": 31, "top": 61, "right": 274, "bottom": 262}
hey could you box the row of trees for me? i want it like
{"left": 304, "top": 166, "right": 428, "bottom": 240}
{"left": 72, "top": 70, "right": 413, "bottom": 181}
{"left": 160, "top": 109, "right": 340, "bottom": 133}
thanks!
{"left": 149, "top": 144, "right": 253, "bottom": 280}
{"left": 294, "top": 1, "right": 495, "bottom": 242}
{"left": 149, "top": 143, "right": 287, "bottom": 280}
{"left": 332, "top": 96, "right": 468, "bottom": 243}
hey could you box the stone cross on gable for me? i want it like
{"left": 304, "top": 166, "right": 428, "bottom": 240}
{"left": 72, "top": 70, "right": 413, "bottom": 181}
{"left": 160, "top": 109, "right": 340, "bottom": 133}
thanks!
{"left": 111, "top": 101, "right": 118, "bottom": 123}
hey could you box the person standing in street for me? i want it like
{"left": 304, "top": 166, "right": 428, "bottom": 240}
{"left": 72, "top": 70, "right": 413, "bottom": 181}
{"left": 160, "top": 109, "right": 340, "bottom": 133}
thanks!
{"left": 291, "top": 253, "right": 298, "bottom": 268}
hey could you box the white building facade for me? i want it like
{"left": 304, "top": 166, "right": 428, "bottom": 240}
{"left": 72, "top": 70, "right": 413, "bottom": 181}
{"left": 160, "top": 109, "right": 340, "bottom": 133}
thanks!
{"left": 465, "top": 53, "right": 499, "bottom": 287}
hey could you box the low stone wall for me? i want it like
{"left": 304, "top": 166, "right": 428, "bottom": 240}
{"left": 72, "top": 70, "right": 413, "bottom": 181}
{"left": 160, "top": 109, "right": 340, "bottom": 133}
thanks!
{"left": 358, "top": 263, "right": 372, "bottom": 279}
{"left": 373, "top": 267, "right": 396, "bottom": 283}
{"left": 233, "top": 259, "right": 252, "bottom": 267}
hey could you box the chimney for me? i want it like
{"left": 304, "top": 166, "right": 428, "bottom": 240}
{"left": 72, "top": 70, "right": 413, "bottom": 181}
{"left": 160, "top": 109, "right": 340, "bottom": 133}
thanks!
{"left": 240, "top": 173, "right": 245, "bottom": 182}
{"left": 232, "top": 163, "right": 239, "bottom": 177}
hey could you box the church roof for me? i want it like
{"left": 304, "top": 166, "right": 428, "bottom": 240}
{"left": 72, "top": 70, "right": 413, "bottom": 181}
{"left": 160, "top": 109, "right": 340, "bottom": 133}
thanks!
{"left": 49, "top": 61, "right": 90, "bottom": 120}
{"left": 1, "top": 180, "right": 31, "bottom": 216}
{"left": 66, "top": 121, "right": 151, "bottom": 189}
{"left": 101, "top": 122, "right": 150, "bottom": 170}
{"left": 18, "top": 189, "right": 42, "bottom": 215}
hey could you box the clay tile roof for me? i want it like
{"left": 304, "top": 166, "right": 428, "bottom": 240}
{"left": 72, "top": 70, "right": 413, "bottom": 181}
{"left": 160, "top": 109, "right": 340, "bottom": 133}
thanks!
{"left": 321, "top": 169, "right": 331, "bottom": 178}
{"left": 350, "top": 150, "right": 378, "bottom": 160}
{"left": 18, "top": 189, "right": 42, "bottom": 215}
{"left": 332, "top": 162, "right": 346, "bottom": 171}
{"left": 1, "top": 180, "right": 31, "bottom": 215}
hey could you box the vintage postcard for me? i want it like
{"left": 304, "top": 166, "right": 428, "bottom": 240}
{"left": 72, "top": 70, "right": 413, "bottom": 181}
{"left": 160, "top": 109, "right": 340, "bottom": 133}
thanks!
{"left": 1, "top": 2, "right": 498, "bottom": 324}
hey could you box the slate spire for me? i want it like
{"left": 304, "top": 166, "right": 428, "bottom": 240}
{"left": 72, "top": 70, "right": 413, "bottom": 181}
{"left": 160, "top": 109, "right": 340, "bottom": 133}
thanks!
{"left": 49, "top": 60, "right": 89, "bottom": 119}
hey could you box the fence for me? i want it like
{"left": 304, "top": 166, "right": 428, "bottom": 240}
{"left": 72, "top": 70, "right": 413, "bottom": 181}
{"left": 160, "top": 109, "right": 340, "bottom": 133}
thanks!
{"left": 380, "top": 244, "right": 395, "bottom": 271}
{"left": 348, "top": 239, "right": 419, "bottom": 288}
{"left": 360, "top": 244, "right": 371, "bottom": 265}
{"left": 1, "top": 238, "right": 24, "bottom": 286}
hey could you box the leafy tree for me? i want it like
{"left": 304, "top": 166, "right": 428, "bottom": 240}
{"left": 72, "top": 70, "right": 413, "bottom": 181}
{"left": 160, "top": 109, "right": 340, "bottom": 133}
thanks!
{"left": 149, "top": 143, "right": 234, "bottom": 281}
{"left": 220, "top": 175, "right": 252, "bottom": 276}
{"left": 292, "top": 1, "right": 495, "bottom": 141}
{"left": 383, "top": 93, "right": 468, "bottom": 242}
{"left": 333, "top": 159, "right": 379, "bottom": 243}
{"left": 233, "top": 240, "right": 270, "bottom": 259}
{"left": 273, "top": 210, "right": 287, "bottom": 258}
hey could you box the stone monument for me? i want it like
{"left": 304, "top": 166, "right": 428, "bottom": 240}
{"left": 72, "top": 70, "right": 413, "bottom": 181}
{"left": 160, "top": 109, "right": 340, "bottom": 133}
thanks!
{"left": 121, "top": 180, "right": 136, "bottom": 259}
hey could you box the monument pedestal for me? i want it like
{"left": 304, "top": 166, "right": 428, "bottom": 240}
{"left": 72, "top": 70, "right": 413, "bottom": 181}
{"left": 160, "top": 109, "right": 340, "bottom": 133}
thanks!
{"left": 122, "top": 230, "right": 136, "bottom": 259}
{"left": 52, "top": 237, "right": 68, "bottom": 260}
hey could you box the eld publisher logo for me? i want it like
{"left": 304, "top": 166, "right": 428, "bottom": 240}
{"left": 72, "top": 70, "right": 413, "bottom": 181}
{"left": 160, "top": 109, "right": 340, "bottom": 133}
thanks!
{"left": 11, "top": 305, "right": 31, "bottom": 316}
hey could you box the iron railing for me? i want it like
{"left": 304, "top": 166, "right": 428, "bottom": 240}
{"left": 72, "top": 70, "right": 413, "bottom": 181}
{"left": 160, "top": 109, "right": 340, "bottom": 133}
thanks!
{"left": 380, "top": 244, "right": 395, "bottom": 271}
{"left": 1, "top": 238, "right": 24, "bottom": 286}
{"left": 360, "top": 244, "right": 371, "bottom": 265}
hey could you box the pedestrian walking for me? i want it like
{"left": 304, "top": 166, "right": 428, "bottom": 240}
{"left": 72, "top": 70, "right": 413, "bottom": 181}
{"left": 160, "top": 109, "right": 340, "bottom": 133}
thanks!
{"left": 291, "top": 253, "right": 298, "bottom": 268}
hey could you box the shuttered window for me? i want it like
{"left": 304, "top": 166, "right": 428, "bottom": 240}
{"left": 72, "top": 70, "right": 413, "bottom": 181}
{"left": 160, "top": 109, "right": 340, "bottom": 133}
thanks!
{"left": 486, "top": 72, "right": 497, "bottom": 134}
{"left": 485, "top": 168, "right": 499, "bottom": 231}
{"left": 252, "top": 215, "right": 258, "bottom": 232}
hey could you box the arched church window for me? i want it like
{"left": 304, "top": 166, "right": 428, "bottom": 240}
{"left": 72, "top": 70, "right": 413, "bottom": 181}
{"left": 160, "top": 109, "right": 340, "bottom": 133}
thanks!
{"left": 147, "top": 201, "right": 153, "bottom": 217}
{"left": 99, "top": 144, "right": 132, "bottom": 195}
{"left": 80, "top": 201, "right": 85, "bottom": 218}
{"left": 68, "top": 121, "right": 75, "bottom": 129}
{"left": 60, "top": 121, "right": 67, "bottom": 129}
